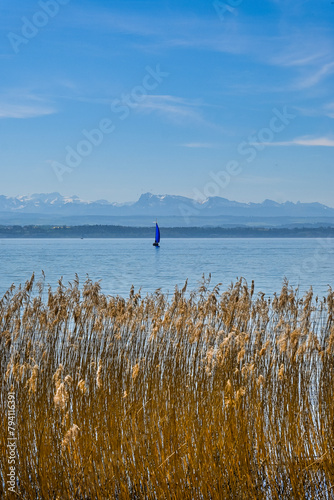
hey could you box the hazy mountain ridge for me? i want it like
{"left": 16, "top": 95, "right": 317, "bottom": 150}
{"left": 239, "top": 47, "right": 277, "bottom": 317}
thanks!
{"left": 1, "top": 192, "right": 333, "bottom": 215}
{"left": 0, "top": 193, "right": 334, "bottom": 226}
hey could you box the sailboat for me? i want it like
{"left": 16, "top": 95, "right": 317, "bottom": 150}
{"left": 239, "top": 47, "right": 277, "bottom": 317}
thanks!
{"left": 153, "top": 221, "right": 160, "bottom": 247}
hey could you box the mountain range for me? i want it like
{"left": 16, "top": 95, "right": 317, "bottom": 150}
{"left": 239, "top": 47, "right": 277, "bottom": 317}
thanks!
{"left": 1, "top": 192, "right": 334, "bottom": 227}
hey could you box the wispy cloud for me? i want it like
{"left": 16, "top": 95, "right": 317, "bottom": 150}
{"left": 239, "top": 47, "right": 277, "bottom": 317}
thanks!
{"left": 134, "top": 95, "right": 209, "bottom": 124}
{"left": 271, "top": 51, "right": 327, "bottom": 68}
{"left": 265, "top": 27, "right": 334, "bottom": 92}
{"left": 269, "top": 30, "right": 332, "bottom": 69}
{"left": 134, "top": 95, "right": 226, "bottom": 132}
{"left": 261, "top": 136, "right": 334, "bottom": 147}
{"left": 64, "top": 7, "right": 280, "bottom": 57}
{"left": 181, "top": 142, "right": 216, "bottom": 149}
{"left": 294, "top": 102, "right": 334, "bottom": 119}
{"left": 0, "top": 91, "right": 57, "bottom": 119}
{"left": 0, "top": 103, "right": 56, "bottom": 119}
{"left": 295, "top": 61, "right": 334, "bottom": 89}
{"left": 62, "top": 6, "right": 334, "bottom": 99}
{"left": 324, "top": 102, "right": 334, "bottom": 118}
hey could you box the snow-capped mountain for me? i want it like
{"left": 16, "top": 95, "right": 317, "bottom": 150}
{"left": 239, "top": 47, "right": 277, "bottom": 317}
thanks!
{"left": 0, "top": 192, "right": 333, "bottom": 225}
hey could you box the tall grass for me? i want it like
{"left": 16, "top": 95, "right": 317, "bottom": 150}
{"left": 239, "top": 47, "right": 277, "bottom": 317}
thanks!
{"left": 1, "top": 274, "right": 334, "bottom": 499}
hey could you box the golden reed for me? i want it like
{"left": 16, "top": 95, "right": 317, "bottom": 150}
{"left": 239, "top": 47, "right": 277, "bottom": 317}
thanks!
{"left": 1, "top": 274, "right": 334, "bottom": 499}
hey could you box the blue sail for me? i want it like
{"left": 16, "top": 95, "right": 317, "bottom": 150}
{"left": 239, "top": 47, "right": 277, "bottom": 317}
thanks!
{"left": 155, "top": 223, "right": 160, "bottom": 243}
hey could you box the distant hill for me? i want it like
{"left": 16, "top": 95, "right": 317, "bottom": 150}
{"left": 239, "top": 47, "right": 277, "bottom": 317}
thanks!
{"left": 0, "top": 192, "right": 334, "bottom": 227}
{"left": 1, "top": 225, "right": 334, "bottom": 239}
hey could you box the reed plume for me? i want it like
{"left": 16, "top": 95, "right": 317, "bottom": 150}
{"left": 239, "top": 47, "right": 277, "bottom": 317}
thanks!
{"left": 0, "top": 275, "right": 333, "bottom": 499}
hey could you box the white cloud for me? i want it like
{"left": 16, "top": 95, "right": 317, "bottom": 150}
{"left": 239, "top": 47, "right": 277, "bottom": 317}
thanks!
{"left": 271, "top": 50, "right": 328, "bottom": 68}
{"left": 295, "top": 61, "right": 334, "bottom": 89}
{"left": 134, "top": 95, "right": 225, "bottom": 131}
{"left": 261, "top": 136, "right": 334, "bottom": 147}
{"left": 0, "top": 90, "right": 57, "bottom": 119}
{"left": 63, "top": 6, "right": 334, "bottom": 99}
{"left": 294, "top": 102, "right": 334, "bottom": 119}
{"left": 0, "top": 103, "right": 56, "bottom": 119}
{"left": 181, "top": 142, "right": 215, "bottom": 148}
{"left": 134, "top": 95, "right": 206, "bottom": 123}
{"left": 324, "top": 102, "right": 334, "bottom": 118}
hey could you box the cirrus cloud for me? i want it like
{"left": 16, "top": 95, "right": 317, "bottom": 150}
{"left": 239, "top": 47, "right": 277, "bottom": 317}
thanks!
{"left": 261, "top": 136, "right": 334, "bottom": 147}
{"left": 0, "top": 103, "right": 56, "bottom": 119}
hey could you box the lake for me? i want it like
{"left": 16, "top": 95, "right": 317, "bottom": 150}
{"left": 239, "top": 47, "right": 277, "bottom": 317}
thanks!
{"left": 0, "top": 238, "right": 334, "bottom": 298}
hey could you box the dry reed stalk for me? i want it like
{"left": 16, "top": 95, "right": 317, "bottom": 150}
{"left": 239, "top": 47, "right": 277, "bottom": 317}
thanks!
{"left": 0, "top": 275, "right": 333, "bottom": 499}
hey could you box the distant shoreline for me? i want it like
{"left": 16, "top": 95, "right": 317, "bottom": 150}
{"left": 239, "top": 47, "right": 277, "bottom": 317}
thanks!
{"left": 1, "top": 225, "right": 334, "bottom": 238}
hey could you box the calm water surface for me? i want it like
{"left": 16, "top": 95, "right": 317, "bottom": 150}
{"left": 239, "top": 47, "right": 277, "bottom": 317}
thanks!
{"left": 0, "top": 238, "right": 333, "bottom": 298}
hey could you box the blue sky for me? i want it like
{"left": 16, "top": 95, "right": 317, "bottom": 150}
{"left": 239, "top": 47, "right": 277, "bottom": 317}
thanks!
{"left": 0, "top": 0, "right": 333, "bottom": 204}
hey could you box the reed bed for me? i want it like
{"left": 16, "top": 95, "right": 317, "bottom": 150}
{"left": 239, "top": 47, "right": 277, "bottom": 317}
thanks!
{"left": 1, "top": 274, "right": 334, "bottom": 499}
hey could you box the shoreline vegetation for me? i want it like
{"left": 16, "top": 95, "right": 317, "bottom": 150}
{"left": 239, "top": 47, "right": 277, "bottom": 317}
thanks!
{"left": 0, "top": 225, "right": 334, "bottom": 238}
{"left": 1, "top": 275, "right": 334, "bottom": 498}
